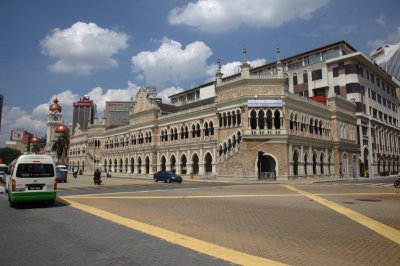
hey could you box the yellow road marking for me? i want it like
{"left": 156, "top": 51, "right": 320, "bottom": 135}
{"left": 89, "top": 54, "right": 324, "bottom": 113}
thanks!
{"left": 63, "top": 192, "right": 399, "bottom": 199}
{"left": 282, "top": 185, "right": 400, "bottom": 245}
{"left": 59, "top": 197, "right": 288, "bottom": 266}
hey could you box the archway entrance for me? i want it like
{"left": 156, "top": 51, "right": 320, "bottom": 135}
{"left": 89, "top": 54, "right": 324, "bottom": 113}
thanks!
{"left": 160, "top": 156, "right": 166, "bottom": 171}
{"left": 257, "top": 152, "right": 276, "bottom": 180}
{"left": 192, "top": 154, "right": 199, "bottom": 174}
{"left": 180, "top": 155, "right": 187, "bottom": 174}
{"left": 204, "top": 153, "right": 212, "bottom": 174}
{"left": 145, "top": 157, "right": 150, "bottom": 174}
{"left": 170, "top": 155, "right": 176, "bottom": 173}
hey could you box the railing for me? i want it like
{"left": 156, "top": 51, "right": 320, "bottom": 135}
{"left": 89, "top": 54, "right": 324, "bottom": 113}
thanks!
{"left": 243, "top": 129, "right": 287, "bottom": 136}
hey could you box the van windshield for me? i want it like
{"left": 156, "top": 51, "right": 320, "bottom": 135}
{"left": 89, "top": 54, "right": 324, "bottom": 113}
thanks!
{"left": 16, "top": 164, "right": 54, "bottom": 178}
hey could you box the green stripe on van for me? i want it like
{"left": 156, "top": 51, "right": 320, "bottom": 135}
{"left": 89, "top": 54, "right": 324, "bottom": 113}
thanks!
{"left": 10, "top": 192, "right": 56, "bottom": 202}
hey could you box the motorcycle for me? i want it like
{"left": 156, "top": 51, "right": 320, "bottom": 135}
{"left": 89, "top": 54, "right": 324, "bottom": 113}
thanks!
{"left": 106, "top": 172, "right": 112, "bottom": 178}
{"left": 94, "top": 176, "right": 102, "bottom": 185}
{"left": 73, "top": 171, "right": 78, "bottom": 178}
{"left": 394, "top": 177, "right": 400, "bottom": 188}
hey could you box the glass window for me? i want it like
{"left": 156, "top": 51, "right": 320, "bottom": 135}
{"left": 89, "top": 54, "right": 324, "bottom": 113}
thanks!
{"left": 371, "top": 91, "right": 376, "bottom": 101}
{"left": 293, "top": 74, "right": 298, "bottom": 85}
{"left": 371, "top": 74, "right": 375, "bottom": 84}
{"left": 333, "top": 67, "right": 339, "bottom": 77}
{"left": 309, "top": 54, "right": 321, "bottom": 64}
{"left": 303, "top": 71, "right": 308, "bottom": 83}
{"left": 16, "top": 164, "right": 54, "bottom": 178}
{"left": 366, "top": 70, "right": 370, "bottom": 80}
{"left": 312, "top": 69, "right": 322, "bottom": 81}
{"left": 334, "top": 86, "right": 340, "bottom": 95}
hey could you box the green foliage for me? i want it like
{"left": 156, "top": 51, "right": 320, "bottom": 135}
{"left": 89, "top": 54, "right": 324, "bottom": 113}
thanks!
{"left": 52, "top": 132, "right": 70, "bottom": 164}
{"left": 0, "top": 147, "right": 22, "bottom": 165}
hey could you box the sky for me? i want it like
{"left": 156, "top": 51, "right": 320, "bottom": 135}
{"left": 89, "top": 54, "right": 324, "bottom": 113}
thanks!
{"left": 1, "top": 0, "right": 400, "bottom": 146}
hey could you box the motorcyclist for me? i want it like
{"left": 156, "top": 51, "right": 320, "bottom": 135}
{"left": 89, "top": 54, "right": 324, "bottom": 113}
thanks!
{"left": 93, "top": 168, "right": 102, "bottom": 185}
{"left": 73, "top": 168, "right": 78, "bottom": 178}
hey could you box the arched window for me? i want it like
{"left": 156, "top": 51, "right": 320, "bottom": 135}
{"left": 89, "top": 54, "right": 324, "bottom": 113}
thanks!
{"left": 209, "top": 121, "right": 214, "bottom": 135}
{"left": 185, "top": 126, "right": 189, "bottom": 139}
{"left": 266, "top": 110, "right": 273, "bottom": 129}
{"left": 258, "top": 110, "right": 265, "bottom": 129}
{"left": 250, "top": 110, "right": 257, "bottom": 129}
{"left": 237, "top": 110, "right": 241, "bottom": 125}
{"left": 274, "top": 110, "right": 281, "bottom": 129}
{"left": 227, "top": 111, "right": 232, "bottom": 127}
{"left": 192, "top": 125, "right": 196, "bottom": 138}
{"left": 204, "top": 122, "right": 209, "bottom": 136}
{"left": 196, "top": 123, "right": 201, "bottom": 137}
{"left": 223, "top": 113, "right": 227, "bottom": 127}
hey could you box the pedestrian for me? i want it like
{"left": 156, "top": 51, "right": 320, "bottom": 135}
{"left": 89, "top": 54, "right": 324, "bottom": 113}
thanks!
{"left": 339, "top": 168, "right": 343, "bottom": 178}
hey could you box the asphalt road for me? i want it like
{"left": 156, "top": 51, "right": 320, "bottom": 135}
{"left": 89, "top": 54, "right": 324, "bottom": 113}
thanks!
{"left": 0, "top": 177, "right": 399, "bottom": 266}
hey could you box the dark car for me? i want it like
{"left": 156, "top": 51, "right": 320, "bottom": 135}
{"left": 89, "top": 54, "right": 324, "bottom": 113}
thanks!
{"left": 56, "top": 169, "right": 67, "bottom": 183}
{"left": 153, "top": 171, "right": 182, "bottom": 183}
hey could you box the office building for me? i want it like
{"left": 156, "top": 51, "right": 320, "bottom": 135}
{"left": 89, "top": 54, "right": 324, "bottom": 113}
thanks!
{"left": 72, "top": 95, "right": 96, "bottom": 134}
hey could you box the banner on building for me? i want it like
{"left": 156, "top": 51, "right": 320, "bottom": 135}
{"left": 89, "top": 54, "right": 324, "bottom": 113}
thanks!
{"left": 248, "top": 99, "right": 283, "bottom": 107}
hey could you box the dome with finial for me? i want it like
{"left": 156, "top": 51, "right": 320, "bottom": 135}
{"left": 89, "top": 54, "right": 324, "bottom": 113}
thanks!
{"left": 30, "top": 136, "right": 40, "bottom": 144}
{"left": 49, "top": 97, "right": 62, "bottom": 112}
{"left": 55, "top": 124, "right": 69, "bottom": 134}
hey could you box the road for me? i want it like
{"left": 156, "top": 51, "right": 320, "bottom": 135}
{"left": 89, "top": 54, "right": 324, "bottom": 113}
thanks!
{"left": 0, "top": 176, "right": 399, "bottom": 265}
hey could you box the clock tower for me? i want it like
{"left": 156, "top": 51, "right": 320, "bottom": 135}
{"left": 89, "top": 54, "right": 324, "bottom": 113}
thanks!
{"left": 46, "top": 97, "right": 63, "bottom": 150}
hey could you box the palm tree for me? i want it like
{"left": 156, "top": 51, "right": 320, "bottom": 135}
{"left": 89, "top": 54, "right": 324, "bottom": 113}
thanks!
{"left": 52, "top": 132, "right": 70, "bottom": 164}
{"left": 31, "top": 143, "right": 41, "bottom": 154}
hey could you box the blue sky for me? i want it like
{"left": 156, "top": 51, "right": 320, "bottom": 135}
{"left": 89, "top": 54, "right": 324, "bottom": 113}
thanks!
{"left": 1, "top": 0, "right": 399, "bottom": 146}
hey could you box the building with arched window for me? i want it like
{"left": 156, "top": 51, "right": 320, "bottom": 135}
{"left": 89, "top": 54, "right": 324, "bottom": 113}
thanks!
{"left": 68, "top": 41, "right": 400, "bottom": 180}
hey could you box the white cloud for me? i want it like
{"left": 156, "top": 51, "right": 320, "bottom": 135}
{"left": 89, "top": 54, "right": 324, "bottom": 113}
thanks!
{"left": 376, "top": 15, "right": 386, "bottom": 27}
{"left": 157, "top": 87, "right": 185, "bottom": 104}
{"left": 0, "top": 106, "right": 47, "bottom": 147}
{"left": 368, "top": 26, "right": 400, "bottom": 49}
{"left": 206, "top": 59, "right": 267, "bottom": 78}
{"left": 41, "top": 22, "right": 129, "bottom": 75}
{"left": 168, "top": 0, "right": 329, "bottom": 33}
{"left": 131, "top": 38, "right": 213, "bottom": 86}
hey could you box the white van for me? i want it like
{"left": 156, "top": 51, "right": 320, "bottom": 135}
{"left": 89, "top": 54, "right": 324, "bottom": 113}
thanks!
{"left": 6, "top": 155, "right": 57, "bottom": 207}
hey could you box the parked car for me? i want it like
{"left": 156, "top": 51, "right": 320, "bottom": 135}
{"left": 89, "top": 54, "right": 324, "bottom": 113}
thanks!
{"left": 0, "top": 164, "right": 8, "bottom": 184}
{"left": 56, "top": 169, "right": 67, "bottom": 183}
{"left": 153, "top": 171, "right": 182, "bottom": 183}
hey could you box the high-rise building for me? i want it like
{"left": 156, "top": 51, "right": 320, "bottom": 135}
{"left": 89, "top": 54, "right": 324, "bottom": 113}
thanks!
{"left": 72, "top": 95, "right": 96, "bottom": 134}
{"left": 104, "top": 101, "right": 133, "bottom": 129}
{"left": 0, "top": 94, "right": 3, "bottom": 133}
{"left": 370, "top": 43, "right": 400, "bottom": 81}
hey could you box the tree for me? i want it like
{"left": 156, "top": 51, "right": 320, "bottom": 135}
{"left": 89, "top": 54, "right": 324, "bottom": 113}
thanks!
{"left": 0, "top": 147, "right": 22, "bottom": 165}
{"left": 52, "top": 133, "right": 70, "bottom": 164}
{"left": 31, "top": 143, "right": 41, "bottom": 154}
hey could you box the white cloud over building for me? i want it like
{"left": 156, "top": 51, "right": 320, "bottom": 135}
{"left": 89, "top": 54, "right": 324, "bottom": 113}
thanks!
{"left": 40, "top": 22, "right": 129, "bottom": 75}
{"left": 168, "top": 0, "right": 329, "bottom": 33}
